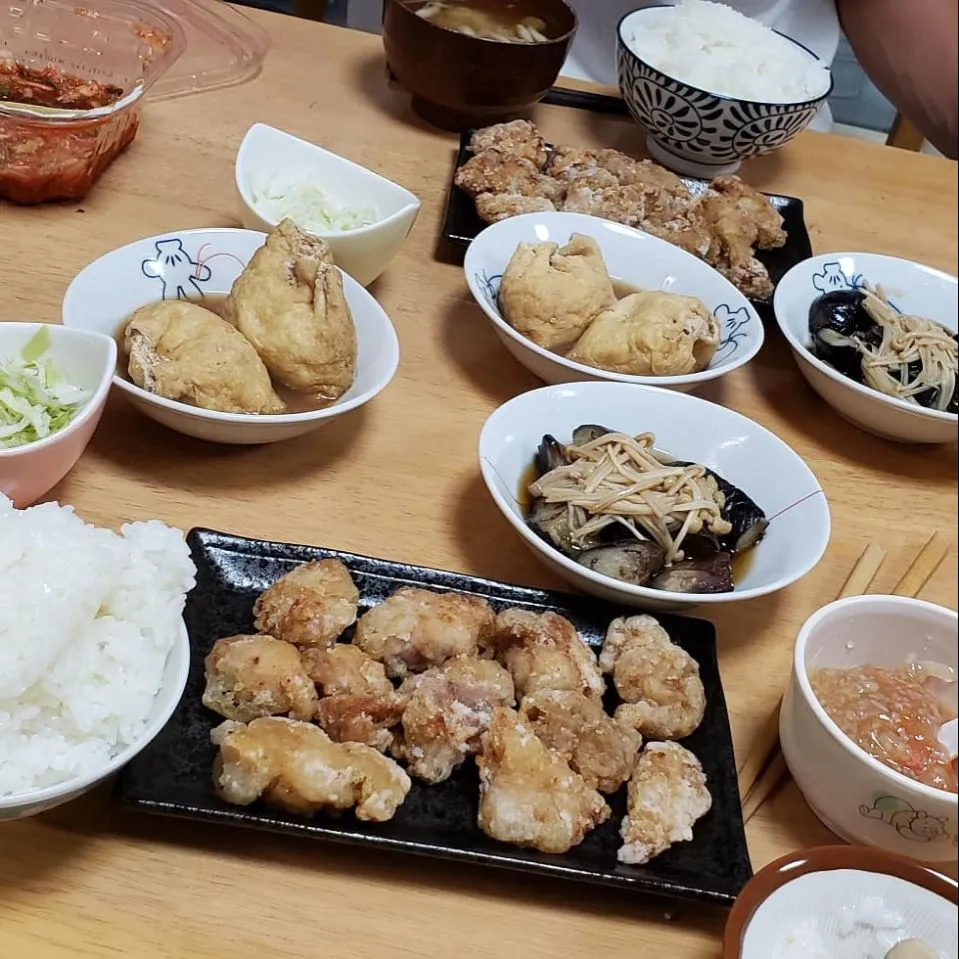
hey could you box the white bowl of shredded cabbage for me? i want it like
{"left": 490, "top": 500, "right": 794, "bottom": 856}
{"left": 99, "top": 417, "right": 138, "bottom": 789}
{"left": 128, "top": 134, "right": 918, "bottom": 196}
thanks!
{"left": 235, "top": 123, "right": 421, "bottom": 287}
{"left": 0, "top": 323, "right": 116, "bottom": 508}
{"left": 0, "top": 496, "right": 195, "bottom": 819}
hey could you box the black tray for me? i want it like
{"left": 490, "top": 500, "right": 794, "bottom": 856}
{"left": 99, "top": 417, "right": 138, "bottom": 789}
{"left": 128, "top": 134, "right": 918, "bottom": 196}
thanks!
{"left": 117, "top": 529, "right": 752, "bottom": 907}
{"left": 441, "top": 131, "right": 813, "bottom": 314}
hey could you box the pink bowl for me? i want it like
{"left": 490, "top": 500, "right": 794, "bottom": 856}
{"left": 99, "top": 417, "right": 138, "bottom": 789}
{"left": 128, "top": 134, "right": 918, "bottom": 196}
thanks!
{"left": 0, "top": 322, "right": 116, "bottom": 507}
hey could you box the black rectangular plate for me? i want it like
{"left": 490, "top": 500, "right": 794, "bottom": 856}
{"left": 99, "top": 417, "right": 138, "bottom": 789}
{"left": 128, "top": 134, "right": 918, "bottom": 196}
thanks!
{"left": 117, "top": 529, "right": 752, "bottom": 907}
{"left": 441, "top": 131, "right": 812, "bottom": 316}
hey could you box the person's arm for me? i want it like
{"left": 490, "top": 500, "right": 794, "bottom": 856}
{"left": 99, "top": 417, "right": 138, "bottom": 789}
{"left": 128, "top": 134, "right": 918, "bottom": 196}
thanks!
{"left": 836, "top": 0, "right": 957, "bottom": 158}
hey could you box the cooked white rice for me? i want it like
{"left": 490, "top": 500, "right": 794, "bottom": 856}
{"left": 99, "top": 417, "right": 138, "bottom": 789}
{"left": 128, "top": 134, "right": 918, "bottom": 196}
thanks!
{"left": 0, "top": 495, "right": 196, "bottom": 798}
{"left": 623, "top": 0, "right": 832, "bottom": 104}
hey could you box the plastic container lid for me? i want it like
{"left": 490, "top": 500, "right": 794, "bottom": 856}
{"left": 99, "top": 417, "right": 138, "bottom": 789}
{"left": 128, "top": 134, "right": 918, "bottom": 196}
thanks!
{"left": 0, "top": 0, "right": 269, "bottom": 105}
{"left": 148, "top": 0, "right": 270, "bottom": 101}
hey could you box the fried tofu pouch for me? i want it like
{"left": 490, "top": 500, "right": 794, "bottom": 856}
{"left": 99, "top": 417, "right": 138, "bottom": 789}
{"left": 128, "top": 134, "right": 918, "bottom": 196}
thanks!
{"left": 125, "top": 300, "right": 285, "bottom": 414}
{"left": 498, "top": 233, "right": 615, "bottom": 353}
{"left": 568, "top": 290, "right": 720, "bottom": 376}
{"left": 230, "top": 218, "right": 357, "bottom": 400}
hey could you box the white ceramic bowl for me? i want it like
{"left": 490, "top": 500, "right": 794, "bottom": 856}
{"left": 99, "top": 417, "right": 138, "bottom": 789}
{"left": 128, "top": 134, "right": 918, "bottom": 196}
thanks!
{"left": 780, "top": 595, "right": 958, "bottom": 864}
{"left": 616, "top": 6, "right": 832, "bottom": 178}
{"left": 463, "top": 212, "right": 764, "bottom": 392}
{"left": 478, "top": 381, "right": 830, "bottom": 612}
{"left": 774, "top": 253, "right": 958, "bottom": 444}
{"left": 0, "top": 322, "right": 116, "bottom": 508}
{"left": 62, "top": 228, "right": 400, "bottom": 445}
{"left": 235, "top": 123, "right": 421, "bottom": 287}
{"left": 0, "top": 619, "right": 189, "bottom": 820}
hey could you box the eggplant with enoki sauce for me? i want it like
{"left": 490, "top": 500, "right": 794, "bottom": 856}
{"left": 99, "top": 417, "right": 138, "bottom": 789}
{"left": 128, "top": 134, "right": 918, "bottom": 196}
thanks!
{"left": 534, "top": 434, "right": 568, "bottom": 475}
{"left": 576, "top": 541, "right": 667, "bottom": 586}
{"left": 571, "top": 423, "right": 614, "bottom": 446}
{"left": 650, "top": 536, "right": 733, "bottom": 594}
{"left": 808, "top": 289, "right": 881, "bottom": 381}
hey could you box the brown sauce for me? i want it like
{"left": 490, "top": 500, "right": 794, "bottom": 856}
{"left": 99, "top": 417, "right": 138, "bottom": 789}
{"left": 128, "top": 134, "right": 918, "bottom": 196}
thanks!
{"left": 114, "top": 295, "right": 333, "bottom": 415}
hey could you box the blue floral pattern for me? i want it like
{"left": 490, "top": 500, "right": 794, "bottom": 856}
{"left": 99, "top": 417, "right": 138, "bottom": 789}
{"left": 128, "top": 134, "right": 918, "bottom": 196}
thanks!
{"left": 474, "top": 271, "right": 754, "bottom": 368}
{"left": 616, "top": 47, "right": 822, "bottom": 166}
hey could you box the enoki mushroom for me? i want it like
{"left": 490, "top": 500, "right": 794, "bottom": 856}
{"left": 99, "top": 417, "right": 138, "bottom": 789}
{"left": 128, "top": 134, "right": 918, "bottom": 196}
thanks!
{"left": 529, "top": 432, "right": 732, "bottom": 564}
{"left": 858, "top": 287, "right": 956, "bottom": 411}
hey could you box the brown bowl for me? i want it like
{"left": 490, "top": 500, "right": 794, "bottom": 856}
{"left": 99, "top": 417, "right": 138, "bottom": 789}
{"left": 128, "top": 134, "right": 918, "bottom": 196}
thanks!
{"left": 383, "top": 0, "right": 577, "bottom": 131}
{"left": 723, "top": 845, "right": 958, "bottom": 958}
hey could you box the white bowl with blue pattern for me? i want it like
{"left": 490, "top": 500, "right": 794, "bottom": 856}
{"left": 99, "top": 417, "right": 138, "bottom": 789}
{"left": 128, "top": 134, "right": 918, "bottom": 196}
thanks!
{"left": 62, "top": 228, "right": 400, "bottom": 445}
{"left": 616, "top": 6, "right": 833, "bottom": 179}
{"left": 774, "top": 253, "right": 958, "bottom": 445}
{"left": 463, "top": 211, "right": 764, "bottom": 393}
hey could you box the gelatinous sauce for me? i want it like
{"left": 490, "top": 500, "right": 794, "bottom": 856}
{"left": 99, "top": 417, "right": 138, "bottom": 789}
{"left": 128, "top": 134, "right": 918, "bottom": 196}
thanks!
{"left": 810, "top": 663, "right": 958, "bottom": 792}
{"left": 114, "top": 296, "right": 334, "bottom": 415}
{"left": 0, "top": 63, "right": 136, "bottom": 205}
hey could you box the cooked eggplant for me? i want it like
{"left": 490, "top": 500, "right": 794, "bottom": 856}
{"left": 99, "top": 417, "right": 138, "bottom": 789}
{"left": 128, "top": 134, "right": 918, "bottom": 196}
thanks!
{"left": 808, "top": 290, "right": 880, "bottom": 380}
{"left": 571, "top": 423, "right": 614, "bottom": 446}
{"left": 650, "top": 552, "right": 734, "bottom": 593}
{"left": 576, "top": 541, "right": 667, "bottom": 586}
{"left": 534, "top": 434, "right": 567, "bottom": 475}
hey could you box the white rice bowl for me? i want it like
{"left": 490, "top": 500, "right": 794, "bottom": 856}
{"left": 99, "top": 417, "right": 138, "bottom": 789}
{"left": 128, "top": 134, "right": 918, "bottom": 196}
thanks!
{"left": 622, "top": 0, "right": 832, "bottom": 104}
{"left": 0, "top": 495, "right": 195, "bottom": 800}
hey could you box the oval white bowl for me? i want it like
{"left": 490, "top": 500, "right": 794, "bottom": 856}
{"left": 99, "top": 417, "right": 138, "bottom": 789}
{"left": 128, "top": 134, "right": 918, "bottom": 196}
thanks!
{"left": 774, "top": 252, "right": 958, "bottom": 445}
{"left": 61, "top": 228, "right": 400, "bottom": 445}
{"left": 463, "top": 211, "right": 764, "bottom": 393}
{"left": 780, "top": 595, "right": 958, "bottom": 864}
{"left": 235, "top": 123, "right": 421, "bottom": 287}
{"left": 0, "top": 618, "right": 190, "bottom": 820}
{"left": 478, "top": 381, "right": 830, "bottom": 612}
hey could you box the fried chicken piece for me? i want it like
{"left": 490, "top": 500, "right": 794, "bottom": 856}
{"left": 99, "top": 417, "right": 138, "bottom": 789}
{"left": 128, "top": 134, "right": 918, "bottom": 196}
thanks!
{"left": 617, "top": 742, "right": 712, "bottom": 865}
{"left": 706, "top": 175, "right": 786, "bottom": 250}
{"left": 477, "top": 707, "right": 610, "bottom": 854}
{"left": 546, "top": 145, "right": 615, "bottom": 188}
{"left": 212, "top": 716, "right": 411, "bottom": 821}
{"left": 475, "top": 192, "right": 557, "bottom": 223}
{"left": 498, "top": 233, "right": 615, "bottom": 353}
{"left": 520, "top": 689, "right": 641, "bottom": 794}
{"left": 230, "top": 219, "right": 357, "bottom": 399}
{"left": 353, "top": 587, "right": 496, "bottom": 679}
{"left": 253, "top": 559, "right": 359, "bottom": 649}
{"left": 393, "top": 656, "right": 515, "bottom": 783}
{"left": 487, "top": 608, "right": 605, "bottom": 702}
{"left": 468, "top": 120, "right": 548, "bottom": 168}
{"left": 609, "top": 154, "right": 690, "bottom": 198}
{"left": 202, "top": 634, "right": 317, "bottom": 722}
{"left": 303, "top": 644, "right": 405, "bottom": 752}
{"left": 454, "top": 149, "right": 561, "bottom": 201}
{"left": 600, "top": 615, "right": 706, "bottom": 740}
{"left": 124, "top": 301, "right": 285, "bottom": 414}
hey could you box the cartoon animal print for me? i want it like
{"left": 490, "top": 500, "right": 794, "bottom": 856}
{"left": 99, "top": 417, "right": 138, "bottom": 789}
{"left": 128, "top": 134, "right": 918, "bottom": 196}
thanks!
{"left": 141, "top": 239, "right": 212, "bottom": 300}
{"left": 859, "top": 795, "right": 950, "bottom": 843}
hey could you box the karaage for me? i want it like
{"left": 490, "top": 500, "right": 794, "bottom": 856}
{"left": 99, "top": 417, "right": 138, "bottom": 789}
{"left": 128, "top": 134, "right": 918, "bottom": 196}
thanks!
{"left": 487, "top": 608, "right": 605, "bottom": 702}
{"left": 353, "top": 587, "right": 496, "bottom": 679}
{"left": 600, "top": 615, "right": 706, "bottom": 740}
{"left": 211, "top": 716, "right": 411, "bottom": 822}
{"left": 617, "top": 742, "right": 712, "bottom": 865}
{"left": 520, "top": 689, "right": 640, "bottom": 794}
{"left": 253, "top": 559, "right": 359, "bottom": 649}
{"left": 393, "top": 656, "right": 515, "bottom": 783}
{"left": 476, "top": 707, "right": 610, "bottom": 854}
{"left": 202, "top": 634, "right": 317, "bottom": 723}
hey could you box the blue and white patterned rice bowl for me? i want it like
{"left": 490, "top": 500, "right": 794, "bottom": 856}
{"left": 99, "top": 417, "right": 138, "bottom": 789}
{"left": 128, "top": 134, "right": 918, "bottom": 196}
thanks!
{"left": 616, "top": 5, "right": 833, "bottom": 179}
{"left": 463, "top": 212, "right": 764, "bottom": 393}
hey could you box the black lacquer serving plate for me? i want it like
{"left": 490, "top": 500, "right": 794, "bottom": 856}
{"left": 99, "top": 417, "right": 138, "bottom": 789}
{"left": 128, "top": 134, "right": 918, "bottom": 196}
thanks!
{"left": 441, "top": 131, "right": 813, "bottom": 317}
{"left": 117, "top": 529, "right": 752, "bottom": 907}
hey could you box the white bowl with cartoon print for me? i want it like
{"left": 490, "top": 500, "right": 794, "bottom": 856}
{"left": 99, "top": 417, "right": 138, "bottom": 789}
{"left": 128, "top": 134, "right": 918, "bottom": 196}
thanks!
{"left": 780, "top": 595, "right": 958, "bottom": 864}
{"left": 61, "top": 228, "right": 399, "bottom": 445}
{"left": 774, "top": 253, "right": 958, "bottom": 444}
{"left": 463, "top": 211, "right": 764, "bottom": 394}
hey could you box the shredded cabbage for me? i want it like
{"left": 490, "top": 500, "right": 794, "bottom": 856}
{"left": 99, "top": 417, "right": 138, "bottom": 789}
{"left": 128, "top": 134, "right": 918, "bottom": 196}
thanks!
{"left": 0, "top": 327, "right": 91, "bottom": 450}
{"left": 249, "top": 176, "right": 378, "bottom": 233}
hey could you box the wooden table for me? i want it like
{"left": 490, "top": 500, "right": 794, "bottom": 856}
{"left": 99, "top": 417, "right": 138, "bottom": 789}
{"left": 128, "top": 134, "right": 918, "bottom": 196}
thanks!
{"left": 1, "top": 11, "right": 956, "bottom": 959}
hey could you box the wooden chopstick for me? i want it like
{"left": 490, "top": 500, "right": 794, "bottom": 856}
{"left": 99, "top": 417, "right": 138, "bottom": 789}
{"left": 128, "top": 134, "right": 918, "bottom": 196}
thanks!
{"left": 739, "top": 534, "right": 951, "bottom": 823}
{"left": 737, "top": 543, "right": 887, "bottom": 804}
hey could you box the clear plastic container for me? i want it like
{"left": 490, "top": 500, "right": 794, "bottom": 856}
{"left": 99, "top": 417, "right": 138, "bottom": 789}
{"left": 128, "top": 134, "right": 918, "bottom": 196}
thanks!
{"left": 1, "top": 0, "right": 269, "bottom": 204}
